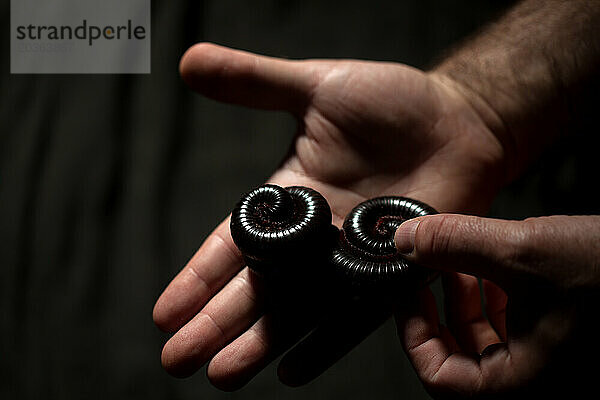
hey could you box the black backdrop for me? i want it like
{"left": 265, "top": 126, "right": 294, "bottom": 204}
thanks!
{"left": 2, "top": 1, "right": 598, "bottom": 399}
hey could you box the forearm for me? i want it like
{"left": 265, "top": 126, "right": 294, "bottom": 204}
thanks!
{"left": 432, "top": 0, "right": 600, "bottom": 181}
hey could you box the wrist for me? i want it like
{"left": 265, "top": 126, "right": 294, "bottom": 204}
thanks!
{"left": 427, "top": 70, "right": 518, "bottom": 185}
{"left": 431, "top": 52, "right": 566, "bottom": 184}
{"left": 428, "top": 0, "right": 600, "bottom": 184}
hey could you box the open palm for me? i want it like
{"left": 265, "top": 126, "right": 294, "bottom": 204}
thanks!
{"left": 153, "top": 43, "right": 508, "bottom": 390}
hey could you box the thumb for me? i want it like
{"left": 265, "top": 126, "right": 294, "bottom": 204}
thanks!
{"left": 394, "top": 214, "right": 600, "bottom": 290}
{"left": 179, "top": 42, "right": 321, "bottom": 113}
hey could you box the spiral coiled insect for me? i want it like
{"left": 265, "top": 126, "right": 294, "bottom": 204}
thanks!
{"left": 230, "top": 184, "right": 438, "bottom": 293}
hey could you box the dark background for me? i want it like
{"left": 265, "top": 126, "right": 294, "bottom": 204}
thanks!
{"left": 2, "top": 1, "right": 597, "bottom": 399}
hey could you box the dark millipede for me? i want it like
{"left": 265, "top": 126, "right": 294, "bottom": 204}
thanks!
{"left": 230, "top": 184, "right": 438, "bottom": 294}
{"left": 230, "top": 185, "right": 334, "bottom": 276}
{"left": 331, "top": 195, "right": 438, "bottom": 293}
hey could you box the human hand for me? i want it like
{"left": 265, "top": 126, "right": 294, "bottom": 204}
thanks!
{"left": 152, "top": 43, "right": 509, "bottom": 390}
{"left": 394, "top": 214, "right": 600, "bottom": 398}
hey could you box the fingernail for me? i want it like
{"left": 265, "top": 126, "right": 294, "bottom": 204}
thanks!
{"left": 395, "top": 219, "right": 420, "bottom": 255}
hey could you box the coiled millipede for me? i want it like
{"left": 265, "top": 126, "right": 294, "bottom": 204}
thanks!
{"left": 230, "top": 184, "right": 438, "bottom": 296}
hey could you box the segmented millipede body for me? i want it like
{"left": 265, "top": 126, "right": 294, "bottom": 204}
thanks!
{"left": 230, "top": 184, "right": 438, "bottom": 293}
{"left": 230, "top": 184, "right": 334, "bottom": 276}
{"left": 331, "top": 196, "right": 438, "bottom": 293}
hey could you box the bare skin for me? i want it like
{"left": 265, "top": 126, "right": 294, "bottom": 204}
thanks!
{"left": 153, "top": 43, "right": 507, "bottom": 389}
{"left": 395, "top": 214, "right": 600, "bottom": 397}
{"left": 153, "top": 0, "right": 600, "bottom": 395}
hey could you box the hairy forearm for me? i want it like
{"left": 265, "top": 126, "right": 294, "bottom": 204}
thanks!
{"left": 433, "top": 0, "right": 600, "bottom": 181}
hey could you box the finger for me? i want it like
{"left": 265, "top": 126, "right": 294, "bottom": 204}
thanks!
{"left": 442, "top": 272, "right": 501, "bottom": 355}
{"left": 395, "top": 288, "right": 486, "bottom": 396}
{"left": 160, "top": 268, "right": 264, "bottom": 378}
{"left": 206, "top": 308, "right": 318, "bottom": 391}
{"left": 395, "top": 214, "right": 524, "bottom": 287}
{"left": 395, "top": 284, "right": 548, "bottom": 396}
{"left": 395, "top": 288, "right": 520, "bottom": 397}
{"left": 277, "top": 298, "right": 392, "bottom": 387}
{"left": 180, "top": 42, "right": 322, "bottom": 113}
{"left": 153, "top": 217, "right": 244, "bottom": 333}
{"left": 482, "top": 279, "right": 507, "bottom": 340}
{"left": 395, "top": 288, "right": 460, "bottom": 381}
{"left": 206, "top": 276, "right": 345, "bottom": 390}
{"left": 395, "top": 286, "right": 547, "bottom": 396}
{"left": 395, "top": 214, "right": 600, "bottom": 290}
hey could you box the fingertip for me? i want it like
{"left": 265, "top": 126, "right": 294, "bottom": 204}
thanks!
{"left": 179, "top": 42, "right": 226, "bottom": 88}
{"left": 206, "top": 358, "right": 251, "bottom": 392}
{"left": 179, "top": 42, "right": 197, "bottom": 78}
{"left": 206, "top": 361, "right": 239, "bottom": 392}
{"left": 160, "top": 340, "right": 196, "bottom": 379}
{"left": 152, "top": 298, "right": 171, "bottom": 332}
{"left": 206, "top": 330, "right": 269, "bottom": 391}
{"left": 152, "top": 291, "right": 186, "bottom": 333}
{"left": 400, "top": 213, "right": 465, "bottom": 263}
{"left": 177, "top": 43, "right": 317, "bottom": 111}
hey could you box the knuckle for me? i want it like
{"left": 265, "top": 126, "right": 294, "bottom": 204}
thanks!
{"left": 502, "top": 219, "right": 542, "bottom": 271}
{"left": 230, "top": 271, "right": 259, "bottom": 304}
{"left": 422, "top": 367, "right": 485, "bottom": 400}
